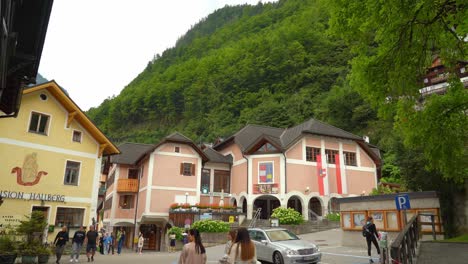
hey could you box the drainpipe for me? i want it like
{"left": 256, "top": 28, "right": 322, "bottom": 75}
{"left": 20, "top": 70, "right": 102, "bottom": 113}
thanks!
{"left": 282, "top": 152, "right": 287, "bottom": 194}
{"left": 242, "top": 153, "right": 249, "bottom": 194}
{"left": 132, "top": 165, "right": 142, "bottom": 251}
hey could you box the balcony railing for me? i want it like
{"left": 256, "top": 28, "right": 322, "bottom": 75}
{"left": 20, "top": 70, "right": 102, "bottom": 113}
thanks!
{"left": 117, "top": 179, "right": 138, "bottom": 193}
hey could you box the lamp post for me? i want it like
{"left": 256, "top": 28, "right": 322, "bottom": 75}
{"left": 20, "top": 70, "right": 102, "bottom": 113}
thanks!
{"left": 185, "top": 192, "right": 189, "bottom": 205}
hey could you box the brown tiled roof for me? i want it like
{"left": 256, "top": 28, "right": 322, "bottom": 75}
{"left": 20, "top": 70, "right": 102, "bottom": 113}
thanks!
{"left": 110, "top": 142, "right": 154, "bottom": 165}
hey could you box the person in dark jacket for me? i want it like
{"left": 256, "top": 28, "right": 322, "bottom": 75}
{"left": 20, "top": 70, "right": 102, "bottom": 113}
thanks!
{"left": 363, "top": 216, "right": 380, "bottom": 263}
{"left": 54, "top": 226, "right": 69, "bottom": 264}
{"left": 70, "top": 226, "right": 86, "bottom": 262}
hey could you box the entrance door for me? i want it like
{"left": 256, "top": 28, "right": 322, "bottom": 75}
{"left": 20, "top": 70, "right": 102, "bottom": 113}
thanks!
{"left": 32, "top": 206, "right": 49, "bottom": 242}
{"left": 140, "top": 224, "right": 161, "bottom": 251}
{"left": 253, "top": 196, "right": 281, "bottom": 219}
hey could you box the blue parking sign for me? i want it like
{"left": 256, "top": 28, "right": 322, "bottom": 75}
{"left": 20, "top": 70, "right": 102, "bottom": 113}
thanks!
{"left": 395, "top": 194, "right": 411, "bottom": 210}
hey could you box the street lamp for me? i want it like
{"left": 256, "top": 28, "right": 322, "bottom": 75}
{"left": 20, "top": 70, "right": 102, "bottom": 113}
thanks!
{"left": 185, "top": 192, "right": 189, "bottom": 204}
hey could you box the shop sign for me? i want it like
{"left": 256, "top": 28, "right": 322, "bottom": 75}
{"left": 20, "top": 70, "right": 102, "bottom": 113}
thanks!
{"left": 0, "top": 190, "right": 65, "bottom": 202}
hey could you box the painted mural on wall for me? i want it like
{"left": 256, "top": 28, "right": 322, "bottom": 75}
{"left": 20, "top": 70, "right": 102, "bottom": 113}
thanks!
{"left": 11, "top": 152, "right": 48, "bottom": 186}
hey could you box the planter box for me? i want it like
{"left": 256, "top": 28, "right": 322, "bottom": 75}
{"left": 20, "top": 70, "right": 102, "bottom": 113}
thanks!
{"left": 200, "top": 232, "right": 228, "bottom": 247}
{"left": 0, "top": 254, "right": 17, "bottom": 264}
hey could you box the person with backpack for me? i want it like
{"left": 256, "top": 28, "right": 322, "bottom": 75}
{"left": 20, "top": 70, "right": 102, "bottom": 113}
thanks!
{"left": 363, "top": 216, "right": 380, "bottom": 263}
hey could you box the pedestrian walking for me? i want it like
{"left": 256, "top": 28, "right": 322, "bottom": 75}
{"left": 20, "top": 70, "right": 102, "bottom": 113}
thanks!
{"left": 54, "top": 226, "right": 69, "bottom": 264}
{"left": 178, "top": 229, "right": 206, "bottom": 264}
{"left": 219, "top": 230, "right": 236, "bottom": 264}
{"left": 117, "top": 227, "right": 126, "bottom": 255}
{"left": 109, "top": 232, "right": 115, "bottom": 255}
{"left": 169, "top": 232, "right": 177, "bottom": 253}
{"left": 98, "top": 233, "right": 104, "bottom": 255}
{"left": 228, "top": 227, "right": 257, "bottom": 264}
{"left": 137, "top": 232, "right": 144, "bottom": 254}
{"left": 363, "top": 216, "right": 381, "bottom": 263}
{"left": 85, "top": 225, "right": 99, "bottom": 262}
{"left": 70, "top": 226, "right": 86, "bottom": 262}
{"left": 104, "top": 232, "right": 113, "bottom": 255}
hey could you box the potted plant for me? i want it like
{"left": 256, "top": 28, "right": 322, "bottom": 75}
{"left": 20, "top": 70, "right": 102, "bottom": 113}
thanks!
{"left": 0, "top": 235, "right": 17, "bottom": 264}
{"left": 20, "top": 243, "right": 38, "bottom": 264}
{"left": 16, "top": 211, "right": 48, "bottom": 264}
{"left": 37, "top": 245, "right": 52, "bottom": 264}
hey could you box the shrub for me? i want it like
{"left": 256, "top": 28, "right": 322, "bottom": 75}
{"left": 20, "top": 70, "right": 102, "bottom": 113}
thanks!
{"left": 168, "top": 226, "right": 184, "bottom": 241}
{"left": 271, "top": 207, "right": 303, "bottom": 225}
{"left": 0, "top": 235, "right": 16, "bottom": 254}
{"left": 325, "top": 212, "right": 340, "bottom": 222}
{"left": 191, "top": 220, "right": 230, "bottom": 233}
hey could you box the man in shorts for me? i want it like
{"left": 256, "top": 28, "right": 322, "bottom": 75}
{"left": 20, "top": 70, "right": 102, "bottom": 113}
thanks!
{"left": 85, "top": 225, "right": 99, "bottom": 262}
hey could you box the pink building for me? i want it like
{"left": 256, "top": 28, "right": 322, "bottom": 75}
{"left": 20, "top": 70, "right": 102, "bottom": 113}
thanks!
{"left": 102, "top": 118, "right": 381, "bottom": 251}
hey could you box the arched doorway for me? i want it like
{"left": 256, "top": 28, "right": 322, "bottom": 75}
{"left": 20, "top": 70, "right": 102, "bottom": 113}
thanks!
{"left": 328, "top": 197, "right": 339, "bottom": 213}
{"left": 232, "top": 198, "right": 237, "bottom": 208}
{"left": 241, "top": 197, "right": 247, "bottom": 214}
{"left": 309, "top": 197, "right": 322, "bottom": 220}
{"left": 287, "top": 196, "right": 303, "bottom": 215}
{"left": 253, "top": 195, "right": 281, "bottom": 219}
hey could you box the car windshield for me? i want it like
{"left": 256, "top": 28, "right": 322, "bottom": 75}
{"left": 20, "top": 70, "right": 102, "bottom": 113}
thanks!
{"left": 265, "top": 230, "right": 299, "bottom": 242}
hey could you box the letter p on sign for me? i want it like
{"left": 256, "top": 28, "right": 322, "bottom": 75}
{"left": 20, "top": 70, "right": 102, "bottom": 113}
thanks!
{"left": 395, "top": 194, "right": 411, "bottom": 210}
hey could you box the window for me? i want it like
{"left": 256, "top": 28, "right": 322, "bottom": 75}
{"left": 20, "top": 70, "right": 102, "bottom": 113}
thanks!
{"left": 119, "top": 195, "right": 134, "bottom": 209}
{"left": 213, "top": 170, "right": 230, "bottom": 193}
{"left": 55, "top": 208, "right": 84, "bottom": 228}
{"left": 28, "top": 112, "right": 50, "bottom": 135}
{"left": 64, "top": 161, "right": 80, "bottom": 185}
{"left": 306, "top": 147, "right": 320, "bottom": 162}
{"left": 128, "top": 168, "right": 139, "bottom": 179}
{"left": 180, "top": 163, "right": 195, "bottom": 176}
{"left": 72, "top": 130, "right": 82, "bottom": 143}
{"left": 344, "top": 151, "right": 357, "bottom": 166}
{"left": 257, "top": 143, "right": 277, "bottom": 152}
{"left": 175, "top": 146, "right": 180, "bottom": 153}
{"left": 200, "top": 169, "right": 210, "bottom": 194}
{"left": 258, "top": 162, "right": 273, "bottom": 183}
{"left": 325, "top": 149, "right": 339, "bottom": 164}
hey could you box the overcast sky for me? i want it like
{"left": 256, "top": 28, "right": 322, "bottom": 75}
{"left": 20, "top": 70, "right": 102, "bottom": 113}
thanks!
{"left": 38, "top": 0, "right": 275, "bottom": 111}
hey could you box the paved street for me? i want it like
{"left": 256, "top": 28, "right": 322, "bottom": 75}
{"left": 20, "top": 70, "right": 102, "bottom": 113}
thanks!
{"left": 45, "top": 229, "right": 381, "bottom": 264}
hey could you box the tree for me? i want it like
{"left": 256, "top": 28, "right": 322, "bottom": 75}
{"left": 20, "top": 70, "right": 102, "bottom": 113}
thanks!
{"left": 327, "top": 0, "right": 468, "bottom": 182}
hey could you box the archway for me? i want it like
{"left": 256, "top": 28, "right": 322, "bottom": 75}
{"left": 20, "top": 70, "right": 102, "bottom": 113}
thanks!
{"left": 287, "top": 195, "right": 303, "bottom": 215}
{"left": 240, "top": 196, "right": 247, "bottom": 214}
{"left": 253, "top": 195, "right": 281, "bottom": 219}
{"left": 308, "top": 197, "right": 323, "bottom": 220}
{"left": 231, "top": 197, "right": 237, "bottom": 207}
{"left": 328, "top": 197, "right": 339, "bottom": 213}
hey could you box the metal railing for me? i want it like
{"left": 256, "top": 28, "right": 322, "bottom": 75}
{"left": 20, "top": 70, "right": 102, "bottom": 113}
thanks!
{"left": 249, "top": 208, "right": 262, "bottom": 228}
{"left": 308, "top": 209, "right": 322, "bottom": 221}
{"left": 390, "top": 215, "right": 419, "bottom": 264}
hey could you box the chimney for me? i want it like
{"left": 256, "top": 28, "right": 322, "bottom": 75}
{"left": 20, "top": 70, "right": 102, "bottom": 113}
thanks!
{"left": 363, "top": 135, "right": 370, "bottom": 143}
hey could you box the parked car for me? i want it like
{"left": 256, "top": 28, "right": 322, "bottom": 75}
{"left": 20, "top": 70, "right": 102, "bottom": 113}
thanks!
{"left": 248, "top": 228, "right": 321, "bottom": 264}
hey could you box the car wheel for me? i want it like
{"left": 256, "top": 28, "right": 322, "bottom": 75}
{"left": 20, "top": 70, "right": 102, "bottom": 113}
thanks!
{"left": 273, "top": 252, "right": 284, "bottom": 264}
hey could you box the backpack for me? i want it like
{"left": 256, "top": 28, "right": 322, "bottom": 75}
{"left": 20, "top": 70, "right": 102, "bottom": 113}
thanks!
{"left": 362, "top": 223, "right": 371, "bottom": 237}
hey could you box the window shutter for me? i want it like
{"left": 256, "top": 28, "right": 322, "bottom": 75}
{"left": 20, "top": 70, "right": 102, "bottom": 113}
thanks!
{"left": 180, "top": 163, "right": 184, "bottom": 175}
{"left": 191, "top": 164, "right": 196, "bottom": 176}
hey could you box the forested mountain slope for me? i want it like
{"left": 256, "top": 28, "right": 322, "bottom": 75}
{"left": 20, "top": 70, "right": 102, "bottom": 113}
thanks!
{"left": 87, "top": 0, "right": 375, "bottom": 144}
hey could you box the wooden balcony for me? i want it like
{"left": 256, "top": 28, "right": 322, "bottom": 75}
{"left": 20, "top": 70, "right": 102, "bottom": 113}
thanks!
{"left": 117, "top": 179, "right": 138, "bottom": 193}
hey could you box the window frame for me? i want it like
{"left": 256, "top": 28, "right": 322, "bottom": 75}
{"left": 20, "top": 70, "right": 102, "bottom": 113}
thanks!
{"left": 305, "top": 147, "right": 321, "bottom": 162}
{"left": 28, "top": 111, "right": 51, "bottom": 135}
{"left": 72, "top": 130, "right": 82, "bottom": 143}
{"left": 128, "top": 168, "right": 139, "bottom": 179}
{"left": 343, "top": 151, "right": 357, "bottom": 166}
{"left": 325, "top": 149, "right": 339, "bottom": 164}
{"left": 213, "top": 170, "right": 230, "bottom": 193}
{"left": 63, "top": 160, "right": 81, "bottom": 186}
{"left": 174, "top": 146, "right": 180, "bottom": 153}
{"left": 55, "top": 207, "right": 85, "bottom": 228}
{"left": 180, "top": 162, "right": 195, "bottom": 176}
{"left": 200, "top": 168, "right": 210, "bottom": 194}
{"left": 119, "top": 195, "right": 134, "bottom": 209}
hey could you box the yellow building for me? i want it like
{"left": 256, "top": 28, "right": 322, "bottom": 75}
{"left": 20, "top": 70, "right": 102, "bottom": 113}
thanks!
{"left": 0, "top": 81, "right": 119, "bottom": 241}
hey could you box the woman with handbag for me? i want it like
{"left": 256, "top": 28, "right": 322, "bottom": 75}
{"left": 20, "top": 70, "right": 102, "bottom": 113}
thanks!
{"left": 228, "top": 228, "right": 257, "bottom": 264}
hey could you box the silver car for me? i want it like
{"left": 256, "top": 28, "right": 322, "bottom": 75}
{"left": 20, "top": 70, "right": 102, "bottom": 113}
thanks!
{"left": 248, "top": 228, "right": 321, "bottom": 264}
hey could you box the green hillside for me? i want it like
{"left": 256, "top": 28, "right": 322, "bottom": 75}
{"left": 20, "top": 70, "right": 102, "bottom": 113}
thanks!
{"left": 87, "top": 0, "right": 375, "bottom": 144}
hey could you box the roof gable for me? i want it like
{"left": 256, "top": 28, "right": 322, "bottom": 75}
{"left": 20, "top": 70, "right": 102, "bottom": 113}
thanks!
{"left": 111, "top": 142, "right": 154, "bottom": 165}
{"left": 23, "top": 81, "right": 119, "bottom": 156}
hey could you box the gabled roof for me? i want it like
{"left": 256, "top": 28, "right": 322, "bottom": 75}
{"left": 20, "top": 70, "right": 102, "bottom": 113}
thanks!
{"left": 110, "top": 142, "right": 154, "bottom": 165}
{"left": 23, "top": 81, "right": 120, "bottom": 156}
{"left": 214, "top": 118, "right": 381, "bottom": 165}
{"left": 203, "top": 147, "right": 233, "bottom": 164}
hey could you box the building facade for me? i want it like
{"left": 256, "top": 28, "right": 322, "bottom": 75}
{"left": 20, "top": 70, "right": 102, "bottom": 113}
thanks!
{"left": 0, "top": 81, "right": 119, "bottom": 241}
{"left": 102, "top": 119, "right": 381, "bottom": 251}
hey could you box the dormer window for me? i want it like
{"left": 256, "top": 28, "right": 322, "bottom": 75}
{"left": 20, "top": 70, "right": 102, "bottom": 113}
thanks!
{"left": 72, "top": 130, "right": 82, "bottom": 143}
{"left": 175, "top": 146, "right": 180, "bottom": 153}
